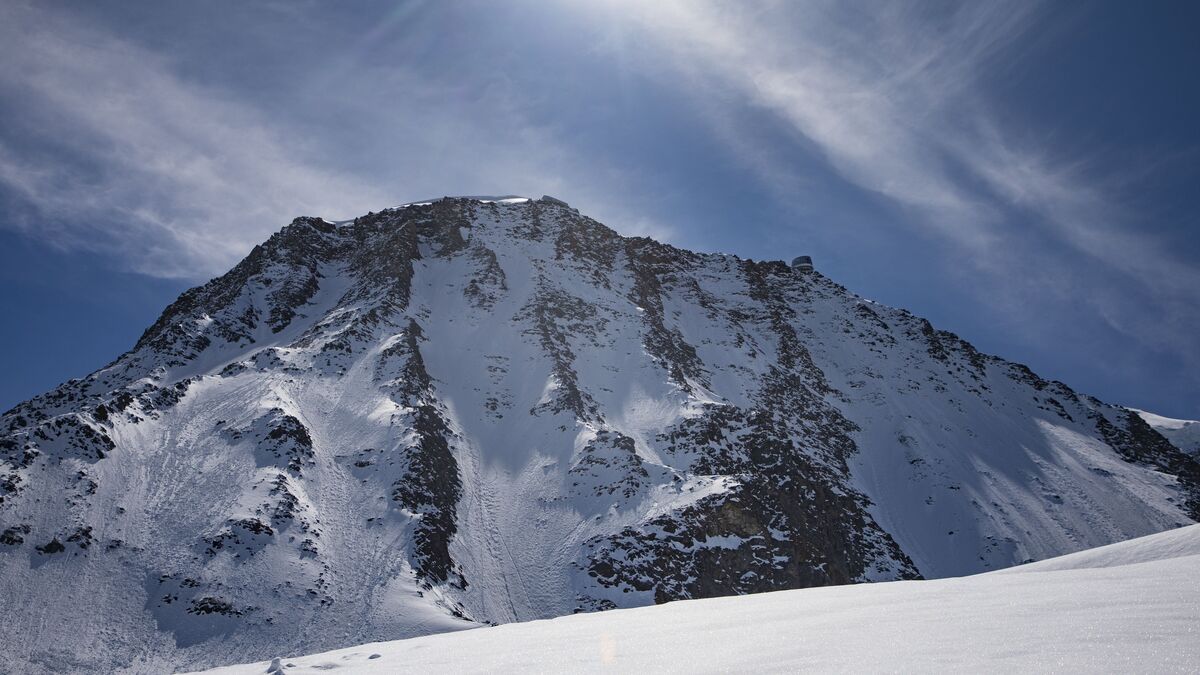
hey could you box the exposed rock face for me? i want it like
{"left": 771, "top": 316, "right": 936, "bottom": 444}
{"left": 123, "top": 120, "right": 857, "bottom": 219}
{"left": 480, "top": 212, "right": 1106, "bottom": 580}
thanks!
{"left": 1, "top": 196, "right": 1196, "bottom": 673}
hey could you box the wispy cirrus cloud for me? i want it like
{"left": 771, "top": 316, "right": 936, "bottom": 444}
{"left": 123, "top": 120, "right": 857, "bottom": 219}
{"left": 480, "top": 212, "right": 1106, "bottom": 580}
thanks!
{"left": 582, "top": 0, "right": 1200, "bottom": 372}
{"left": 0, "top": 3, "right": 396, "bottom": 277}
{"left": 586, "top": 1, "right": 1022, "bottom": 243}
{"left": 0, "top": 2, "right": 675, "bottom": 278}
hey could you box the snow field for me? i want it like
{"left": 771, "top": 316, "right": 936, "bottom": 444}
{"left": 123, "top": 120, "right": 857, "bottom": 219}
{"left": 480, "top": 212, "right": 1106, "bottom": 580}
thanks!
{"left": 204, "top": 524, "right": 1200, "bottom": 674}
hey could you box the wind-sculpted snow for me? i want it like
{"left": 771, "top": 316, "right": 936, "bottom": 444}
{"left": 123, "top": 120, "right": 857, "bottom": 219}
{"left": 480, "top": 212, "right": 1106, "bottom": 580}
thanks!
{"left": 1, "top": 197, "right": 1197, "bottom": 673}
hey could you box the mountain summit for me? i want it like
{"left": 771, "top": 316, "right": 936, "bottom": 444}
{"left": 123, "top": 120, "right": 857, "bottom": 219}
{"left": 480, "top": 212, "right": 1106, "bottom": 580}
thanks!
{"left": 2, "top": 196, "right": 1197, "bottom": 672}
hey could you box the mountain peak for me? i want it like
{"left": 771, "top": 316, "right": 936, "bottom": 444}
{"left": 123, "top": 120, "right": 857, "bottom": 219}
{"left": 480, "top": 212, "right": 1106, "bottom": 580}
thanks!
{"left": 1, "top": 198, "right": 1197, "bottom": 672}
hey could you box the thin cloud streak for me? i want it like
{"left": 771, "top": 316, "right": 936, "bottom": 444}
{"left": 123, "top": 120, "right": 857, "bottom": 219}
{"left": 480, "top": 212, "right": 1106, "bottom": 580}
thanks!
{"left": 0, "top": 3, "right": 399, "bottom": 277}
{"left": 0, "top": 2, "right": 674, "bottom": 278}
{"left": 588, "top": 0, "right": 1200, "bottom": 371}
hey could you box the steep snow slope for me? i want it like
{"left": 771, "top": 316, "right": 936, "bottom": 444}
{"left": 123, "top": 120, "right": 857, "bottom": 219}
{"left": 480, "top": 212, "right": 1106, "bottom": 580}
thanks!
{"left": 1, "top": 197, "right": 1198, "bottom": 672}
{"left": 1134, "top": 409, "right": 1200, "bottom": 457}
{"left": 204, "top": 524, "right": 1200, "bottom": 674}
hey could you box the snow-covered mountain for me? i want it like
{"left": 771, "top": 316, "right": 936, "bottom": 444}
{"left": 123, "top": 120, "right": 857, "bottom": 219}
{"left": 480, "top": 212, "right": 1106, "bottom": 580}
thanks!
{"left": 201, "top": 523, "right": 1200, "bottom": 674}
{"left": 1, "top": 196, "right": 1197, "bottom": 673}
{"left": 1134, "top": 409, "right": 1200, "bottom": 457}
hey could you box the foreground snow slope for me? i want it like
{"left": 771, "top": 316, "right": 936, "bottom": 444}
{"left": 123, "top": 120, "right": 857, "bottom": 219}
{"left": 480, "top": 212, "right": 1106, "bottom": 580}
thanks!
{"left": 207, "top": 524, "right": 1200, "bottom": 674}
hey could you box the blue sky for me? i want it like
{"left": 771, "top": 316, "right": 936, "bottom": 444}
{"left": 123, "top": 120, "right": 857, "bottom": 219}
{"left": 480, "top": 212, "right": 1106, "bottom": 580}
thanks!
{"left": 1, "top": 0, "right": 1198, "bottom": 418}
